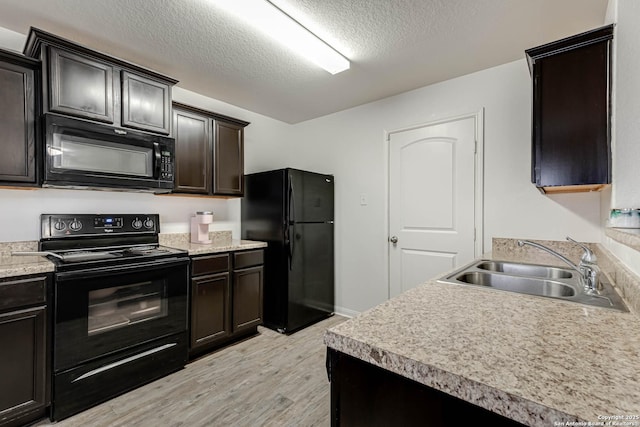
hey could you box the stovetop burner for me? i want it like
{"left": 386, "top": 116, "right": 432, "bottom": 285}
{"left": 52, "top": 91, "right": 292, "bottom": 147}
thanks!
{"left": 36, "top": 214, "right": 188, "bottom": 270}
{"left": 47, "top": 244, "right": 185, "bottom": 267}
{"left": 121, "top": 246, "right": 171, "bottom": 256}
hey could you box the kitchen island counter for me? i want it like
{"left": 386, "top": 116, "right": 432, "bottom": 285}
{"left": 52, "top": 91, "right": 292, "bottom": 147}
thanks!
{"left": 325, "top": 245, "right": 640, "bottom": 426}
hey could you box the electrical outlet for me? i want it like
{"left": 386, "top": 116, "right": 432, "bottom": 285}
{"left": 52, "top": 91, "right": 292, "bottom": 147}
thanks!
{"left": 360, "top": 193, "right": 368, "bottom": 206}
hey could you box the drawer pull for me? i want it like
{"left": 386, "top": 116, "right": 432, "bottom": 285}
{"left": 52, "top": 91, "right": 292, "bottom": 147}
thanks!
{"left": 72, "top": 343, "right": 177, "bottom": 383}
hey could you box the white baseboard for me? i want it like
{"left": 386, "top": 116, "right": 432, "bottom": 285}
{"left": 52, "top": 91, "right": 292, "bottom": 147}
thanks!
{"left": 333, "top": 306, "right": 359, "bottom": 319}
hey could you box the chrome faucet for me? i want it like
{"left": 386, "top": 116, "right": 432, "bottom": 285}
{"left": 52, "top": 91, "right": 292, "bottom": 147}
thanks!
{"left": 517, "top": 237, "right": 600, "bottom": 294}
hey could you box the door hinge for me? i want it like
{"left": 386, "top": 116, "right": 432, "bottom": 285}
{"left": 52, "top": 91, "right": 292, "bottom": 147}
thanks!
{"left": 474, "top": 139, "right": 477, "bottom": 154}
{"left": 474, "top": 228, "right": 477, "bottom": 241}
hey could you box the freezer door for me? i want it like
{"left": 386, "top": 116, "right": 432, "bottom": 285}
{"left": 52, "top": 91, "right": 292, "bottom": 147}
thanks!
{"left": 242, "top": 169, "right": 287, "bottom": 242}
{"left": 288, "top": 169, "right": 334, "bottom": 223}
{"left": 287, "top": 222, "right": 334, "bottom": 332}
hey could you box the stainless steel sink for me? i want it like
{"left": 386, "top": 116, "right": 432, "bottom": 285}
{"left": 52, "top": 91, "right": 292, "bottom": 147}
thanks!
{"left": 475, "top": 261, "right": 573, "bottom": 279}
{"left": 437, "top": 260, "right": 628, "bottom": 311}
{"left": 455, "top": 272, "right": 575, "bottom": 297}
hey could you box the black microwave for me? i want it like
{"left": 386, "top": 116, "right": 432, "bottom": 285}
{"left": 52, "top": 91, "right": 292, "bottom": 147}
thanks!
{"left": 43, "top": 114, "right": 175, "bottom": 193}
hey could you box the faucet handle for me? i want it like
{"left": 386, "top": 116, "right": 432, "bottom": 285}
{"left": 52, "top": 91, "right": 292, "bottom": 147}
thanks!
{"left": 566, "top": 236, "right": 597, "bottom": 263}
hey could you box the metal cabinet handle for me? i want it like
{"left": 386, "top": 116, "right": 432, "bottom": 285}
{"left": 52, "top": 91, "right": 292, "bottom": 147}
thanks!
{"left": 389, "top": 236, "right": 398, "bottom": 244}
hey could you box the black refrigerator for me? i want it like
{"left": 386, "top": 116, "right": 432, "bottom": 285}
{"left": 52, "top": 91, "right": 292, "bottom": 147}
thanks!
{"left": 241, "top": 168, "right": 334, "bottom": 334}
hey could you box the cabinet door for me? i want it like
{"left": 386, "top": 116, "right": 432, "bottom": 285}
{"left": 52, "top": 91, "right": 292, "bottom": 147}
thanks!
{"left": 526, "top": 25, "right": 613, "bottom": 193}
{"left": 0, "top": 306, "right": 47, "bottom": 425}
{"left": 121, "top": 71, "right": 171, "bottom": 134}
{"left": 173, "top": 107, "right": 211, "bottom": 194}
{"left": 191, "top": 273, "right": 230, "bottom": 350}
{"left": 213, "top": 120, "right": 244, "bottom": 196}
{"left": 0, "top": 60, "right": 36, "bottom": 183}
{"left": 534, "top": 41, "right": 610, "bottom": 188}
{"left": 48, "top": 46, "right": 114, "bottom": 123}
{"left": 232, "top": 266, "right": 263, "bottom": 332}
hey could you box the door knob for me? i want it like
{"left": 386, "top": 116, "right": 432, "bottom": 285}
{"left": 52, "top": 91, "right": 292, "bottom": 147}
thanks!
{"left": 389, "top": 236, "right": 398, "bottom": 244}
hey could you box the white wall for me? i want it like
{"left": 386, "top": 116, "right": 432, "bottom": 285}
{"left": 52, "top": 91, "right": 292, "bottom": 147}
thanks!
{"left": 284, "top": 59, "right": 602, "bottom": 315}
{"left": 610, "top": 0, "right": 640, "bottom": 209}
{"left": 602, "top": 0, "right": 640, "bottom": 275}
{"left": 0, "top": 188, "right": 239, "bottom": 241}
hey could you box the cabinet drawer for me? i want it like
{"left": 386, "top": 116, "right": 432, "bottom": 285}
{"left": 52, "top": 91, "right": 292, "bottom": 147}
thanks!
{"left": 0, "top": 276, "right": 46, "bottom": 312}
{"left": 234, "top": 250, "right": 264, "bottom": 269}
{"left": 192, "top": 254, "right": 230, "bottom": 276}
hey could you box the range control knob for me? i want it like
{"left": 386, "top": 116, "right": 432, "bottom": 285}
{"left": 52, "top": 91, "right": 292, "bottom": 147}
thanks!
{"left": 69, "top": 219, "right": 83, "bottom": 231}
{"left": 132, "top": 218, "right": 143, "bottom": 229}
{"left": 143, "top": 218, "right": 155, "bottom": 229}
{"left": 53, "top": 220, "right": 66, "bottom": 231}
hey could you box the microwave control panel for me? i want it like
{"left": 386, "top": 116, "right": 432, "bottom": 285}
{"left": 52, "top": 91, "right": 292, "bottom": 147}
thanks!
{"left": 160, "top": 150, "right": 173, "bottom": 181}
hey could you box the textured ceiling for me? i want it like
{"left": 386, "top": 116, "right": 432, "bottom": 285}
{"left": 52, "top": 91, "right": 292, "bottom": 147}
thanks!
{"left": 0, "top": 0, "right": 608, "bottom": 123}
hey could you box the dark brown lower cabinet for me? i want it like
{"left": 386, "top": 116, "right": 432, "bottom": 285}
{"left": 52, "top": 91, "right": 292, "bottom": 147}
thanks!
{"left": 233, "top": 266, "right": 263, "bottom": 332}
{"left": 0, "top": 276, "right": 49, "bottom": 427}
{"left": 191, "top": 272, "right": 230, "bottom": 349}
{"left": 189, "top": 250, "right": 264, "bottom": 357}
{"left": 327, "top": 349, "right": 525, "bottom": 427}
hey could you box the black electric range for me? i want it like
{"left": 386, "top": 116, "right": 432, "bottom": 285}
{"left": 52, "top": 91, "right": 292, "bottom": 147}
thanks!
{"left": 34, "top": 214, "right": 190, "bottom": 421}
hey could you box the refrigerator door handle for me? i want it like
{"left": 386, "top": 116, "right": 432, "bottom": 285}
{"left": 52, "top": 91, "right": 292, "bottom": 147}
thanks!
{"left": 288, "top": 174, "right": 296, "bottom": 225}
{"left": 287, "top": 174, "right": 296, "bottom": 270}
{"left": 285, "top": 225, "right": 292, "bottom": 270}
{"left": 290, "top": 224, "right": 296, "bottom": 270}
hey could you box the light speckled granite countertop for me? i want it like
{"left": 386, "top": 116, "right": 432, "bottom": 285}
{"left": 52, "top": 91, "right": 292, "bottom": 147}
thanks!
{"left": 325, "top": 240, "right": 640, "bottom": 426}
{"left": 0, "top": 232, "right": 267, "bottom": 278}
{"left": 0, "top": 241, "right": 54, "bottom": 279}
{"left": 159, "top": 231, "right": 267, "bottom": 256}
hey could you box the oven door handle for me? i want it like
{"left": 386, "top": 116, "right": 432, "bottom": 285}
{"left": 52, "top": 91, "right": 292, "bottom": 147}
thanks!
{"left": 55, "top": 257, "right": 188, "bottom": 281}
{"left": 71, "top": 342, "right": 177, "bottom": 383}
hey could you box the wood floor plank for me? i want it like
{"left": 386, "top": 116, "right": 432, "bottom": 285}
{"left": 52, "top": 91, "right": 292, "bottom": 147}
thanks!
{"left": 33, "top": 315, "right": 347, "bottom": 427}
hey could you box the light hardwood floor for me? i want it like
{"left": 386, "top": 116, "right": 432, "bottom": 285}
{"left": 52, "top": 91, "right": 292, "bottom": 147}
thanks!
{"left": 35, "top": 315, "right": 347, "bottom": 427}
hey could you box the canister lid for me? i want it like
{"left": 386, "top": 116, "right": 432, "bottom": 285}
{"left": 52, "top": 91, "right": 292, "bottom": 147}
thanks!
{"left": 196, "top": 211, "right": 213, "bottom": 215}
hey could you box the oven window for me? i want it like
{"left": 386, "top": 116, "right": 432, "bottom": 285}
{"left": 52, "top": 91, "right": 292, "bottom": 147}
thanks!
{"left": 51, "top": 133, "right": 153, "bottom": 177}
{"left": 88, "top": 281, "right": 168, "bottom": 336}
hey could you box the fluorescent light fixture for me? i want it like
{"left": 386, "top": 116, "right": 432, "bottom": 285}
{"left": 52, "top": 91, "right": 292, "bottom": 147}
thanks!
{"left": 215, "top": 0, "right": 350, "bottom": 74}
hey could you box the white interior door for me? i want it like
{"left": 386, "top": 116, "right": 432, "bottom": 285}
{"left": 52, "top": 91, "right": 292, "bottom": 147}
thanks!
{"left": 388, "top": 114, "right": 480, "bottom": 297}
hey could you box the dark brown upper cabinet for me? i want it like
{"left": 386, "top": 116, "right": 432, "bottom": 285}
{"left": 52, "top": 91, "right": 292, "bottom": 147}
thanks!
{"left": 172, "top": 102, "right": 249, "bottom": 197}
{"left": 48, "top": 46, "right": 114, "bottom": 124}
{"left": 215, "top": 120, "right": 245, "bottom": 196}
{"left": 525, "top": 24, "right": 613, "bottom": 194}
{"left": 121, "top": 71, "right": 171, "bottom": 134}
{"left": 23, "top": 27, "right": 176, "bottom": 135}
{"left": 173, "top": 106, "right": 211, "bottom": 194}
{"left": 0, "top": 48, "right": 39, "bottom": 186}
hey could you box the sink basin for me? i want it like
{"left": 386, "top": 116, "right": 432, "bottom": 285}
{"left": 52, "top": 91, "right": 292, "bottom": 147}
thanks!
{"left": 437, "top": 260, "right": 628, "bottom": 311}
{"left": 476, "top": 261, "right": 573, "bottom": 279}
{"left": 455, "top": 272, "right": 575, "bottom": 297}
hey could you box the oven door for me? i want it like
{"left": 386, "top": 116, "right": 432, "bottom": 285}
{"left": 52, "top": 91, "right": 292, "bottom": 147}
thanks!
{"left": 53, "top": 258, "right": 188, "bottom": 372}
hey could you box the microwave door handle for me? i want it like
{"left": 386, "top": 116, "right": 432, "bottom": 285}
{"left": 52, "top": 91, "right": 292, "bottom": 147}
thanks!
{"left": 153, "top": 142, "right": 161, "bottom": 179}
